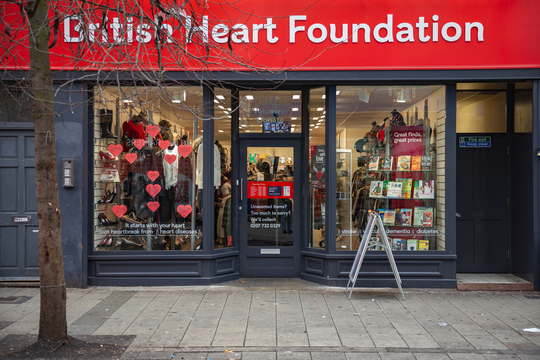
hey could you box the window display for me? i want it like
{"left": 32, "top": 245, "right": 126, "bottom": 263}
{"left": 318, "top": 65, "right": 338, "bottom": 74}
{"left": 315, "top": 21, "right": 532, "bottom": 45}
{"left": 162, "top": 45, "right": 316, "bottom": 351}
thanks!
{"left": 93, "top": 86, "right": 204, "bottom": 251}
{"left": 336, "top": 86, "right": 446, "bottom": 251}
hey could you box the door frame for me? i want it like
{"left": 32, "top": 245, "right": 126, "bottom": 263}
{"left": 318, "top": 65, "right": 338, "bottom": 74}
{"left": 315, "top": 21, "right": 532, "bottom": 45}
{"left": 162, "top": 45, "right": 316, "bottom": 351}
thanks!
{"left": 237, "top": 137, "right": 302, "bottom": 277}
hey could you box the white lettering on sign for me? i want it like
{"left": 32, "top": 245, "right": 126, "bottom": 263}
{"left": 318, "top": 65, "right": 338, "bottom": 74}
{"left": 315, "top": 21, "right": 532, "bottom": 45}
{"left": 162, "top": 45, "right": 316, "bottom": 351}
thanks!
{"left": 63, "top": 14, "right": 484, "bottom": 45}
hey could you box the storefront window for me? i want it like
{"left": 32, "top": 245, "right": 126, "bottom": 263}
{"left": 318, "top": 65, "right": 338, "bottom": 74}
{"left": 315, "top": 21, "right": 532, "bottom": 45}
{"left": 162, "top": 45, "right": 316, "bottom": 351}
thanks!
{"left": 214, "top": 88, "right": 233, "bottom": 249}
{"left": 515, "top": 83, "right": 533, "bottom": 133}
{"left": 457, "top": 83, "right": 507, "bottom": 133}
{"left": 336, "top": 85, "right": 446, "bottom": 251}
{"left": 93, "top": 86, "right": 203, "bottom": 251}
{"left": 239, "top": 90, "right": 301, "bottom": 133}
{"left": 309, "top": 88, "right": 326, "bottom": 249}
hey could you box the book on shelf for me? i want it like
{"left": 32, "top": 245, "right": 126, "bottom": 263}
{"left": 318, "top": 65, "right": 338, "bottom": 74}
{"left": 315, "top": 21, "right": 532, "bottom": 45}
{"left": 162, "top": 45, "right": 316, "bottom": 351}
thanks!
{"left": 381, "top": 181, "right": 389, "bottom": 198}
{"left": 418, "top": 240, "right": 429, "bottom": 250}
{"left": 422, "top": 210, "right": 433, "bottom": 227}
{"left": 396, "top": 178, "right": 412, "bottom": 198}
{"left": 369, "top": 156, "right": 379, "bottom": 171}
{"left": 386, "top": 182, "right": 402, "bottom": 199}
{"left": 413, "top": 207, "right": 433, "bottom": 226}
{"left": 407, "top": 239, "right": 419, "bottom": 251}
{"left": 381, "top": 156, "right": 393, "bottom": 171}
{"left": 395, "top": 208, "right": 412, "bottom": 226}
{"left": 383, "top": 210, "right": 396, "bottom": 226}
{"left": 397, "top": 156, "right": 411, "bottom": 171}
{"left": 411, "top": 156, "right": 421, "bottom": 171}
{"left": 421, "top": 156, "right": 432, "bottom": 171}
{"left": 377, "top": 208, "right": 387, "bottom": 219}
{"left": 393, "top": 238, "right": 407, "bottom": 251}
{"left": 417, "top": 180, "right": 435, "bottom": 199}
{"left": 369, "top": 181, "right": 384, "bottom": 198}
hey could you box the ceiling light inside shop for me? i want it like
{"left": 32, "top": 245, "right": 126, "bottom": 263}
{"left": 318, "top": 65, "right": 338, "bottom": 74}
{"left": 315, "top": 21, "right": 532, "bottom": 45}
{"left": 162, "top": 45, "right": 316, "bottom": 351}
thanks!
{"left": 336, "top": 90, "right": 341, "bottom": 95}
{"left": 214, "top": 99, "right": 219, "bottom": 103}
{"left": 292, "top": 108, "right": 299, "bottom": 111}
{"left": 317, "top": 108, "right": 323, "bottom": 111}
{"left": 358, "top": 88, "right": 370, "bottom": 103}
{"left": 218, "top": 105, "right": 225, "bottom": 109}
{"left": 216, "top": 95, "right": 225, "bottom": 100}
{"left": 313, "top": 117, "right": 319, "bottom": 120}
{"left": 310, "top": 124, "right": 315, "bottom": 127}
{"left": 291, "top": 117, "right": 297, "bottom": 120}
{"left": 241, "top": 124, "right": 246, "bottom": 127}
{"left": 258, "top": 117, "right": 262, "bottom": 120}
{"left": 253, "top": 108, "right": 259, "bottom": 111}
{"left": 123, "top": 99, "right": 133, "bottom": 103}
{"left": 218, "top": 130, "right": 224, "bottom": 132}
{"left": 291, "top": 128, "right": 295, "bottom": 132}
{"left": 315, "top": 126, "right": 319, "bottom": 129}
{"left": 292, "top": 95, "right": 301, "bottom": 99}
{"left": 245, "top": 95, "right": 254, "bottom": 100}
{"left": 172, "top": 90, "right": 186, "bottom": 103}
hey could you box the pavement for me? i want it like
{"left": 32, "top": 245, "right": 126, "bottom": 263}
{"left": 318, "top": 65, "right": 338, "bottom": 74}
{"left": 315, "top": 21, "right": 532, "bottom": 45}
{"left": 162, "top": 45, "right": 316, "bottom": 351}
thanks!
{"left": 1, "top": 278, "right": 540, "bottom": 360}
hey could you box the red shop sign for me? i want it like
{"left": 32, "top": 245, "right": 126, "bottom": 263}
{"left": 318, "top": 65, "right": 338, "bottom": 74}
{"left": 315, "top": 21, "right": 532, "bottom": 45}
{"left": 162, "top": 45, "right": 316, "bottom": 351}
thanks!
{"left": 1, "top": 0, "right": 539, "bottom": 71}
{"left": 248, "top": 181, "right": 293, "bottom": 199}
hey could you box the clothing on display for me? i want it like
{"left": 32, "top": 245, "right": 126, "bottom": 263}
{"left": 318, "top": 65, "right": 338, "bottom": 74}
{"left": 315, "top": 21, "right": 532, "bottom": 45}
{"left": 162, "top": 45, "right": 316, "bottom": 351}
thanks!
{"left": 196, "top": 142, "right": 221, "bottom": 189}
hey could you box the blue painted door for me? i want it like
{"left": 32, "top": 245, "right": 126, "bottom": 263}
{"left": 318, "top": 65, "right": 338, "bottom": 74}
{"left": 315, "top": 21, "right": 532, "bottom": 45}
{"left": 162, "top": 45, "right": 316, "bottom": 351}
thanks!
{"left": 0, "top": 131, "right": 39, "bottom": 279}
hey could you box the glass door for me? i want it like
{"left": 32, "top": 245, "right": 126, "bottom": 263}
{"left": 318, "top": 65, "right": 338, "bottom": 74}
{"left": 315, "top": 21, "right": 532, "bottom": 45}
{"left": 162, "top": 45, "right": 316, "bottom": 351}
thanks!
{"left": 238, "top": 138, "right": 301, "bottom": 277}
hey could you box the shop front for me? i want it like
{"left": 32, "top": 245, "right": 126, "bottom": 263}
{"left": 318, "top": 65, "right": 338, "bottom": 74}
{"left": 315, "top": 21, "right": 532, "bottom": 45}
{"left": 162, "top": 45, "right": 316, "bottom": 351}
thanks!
{"left": 1, "top": 0, "right": 540, "bottom": 289}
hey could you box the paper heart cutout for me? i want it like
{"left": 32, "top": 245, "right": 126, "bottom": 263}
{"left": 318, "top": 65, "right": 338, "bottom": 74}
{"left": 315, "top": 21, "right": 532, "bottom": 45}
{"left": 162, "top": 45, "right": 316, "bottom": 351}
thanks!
{"left": 316, "top": 170, "right": 323, "bottom": 181}
{"left": 107, "top": 144, "right": 123, "bottom": 158}
{"left": 148, "top": 201, "right": 160, "bottom": 212}
{"left": 146, "top": 125, "right": 161, "bottom": 138}
{"left": 178, "top": 145, "right": 192, "bottom": 158}
{"left": 164, "top": 154, "right": 177, "bottom": 165}
{"left": 133, "top": 139, "right": 145, "bottom": 150}
{"left": 147, "top": 171, "right": 159, "bottom": 182}
{"left": 146, "top": 184, "right": 161, "bottom": 198}
{"left": 112, "top": 204, "right": 127, "bottom": 218}
{"left": 125, "top": 153, "right": 137, "bottom": 164}
{"left": 177, "top": 205, "right": 192, "bottom": 218}
{"left": 158, "top": 140, "right": 170, "bottom": 151}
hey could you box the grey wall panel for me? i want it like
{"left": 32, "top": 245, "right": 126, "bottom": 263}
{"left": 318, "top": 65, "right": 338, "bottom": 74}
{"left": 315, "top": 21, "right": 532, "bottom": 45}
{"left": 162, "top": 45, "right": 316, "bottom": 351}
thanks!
{"left": 95, "top": 260, "right": 202, "bottom": 277}
{"left": 0, "top": 227, "right": 17, "bottom": 267}
{"left": 215, "top": 257, "right": 235, "bottom": 275}
{"left": 54, "top": 83, "right": 85, "bottom": 287}
{"left": 24, "top": 225, "right": 39, "bottom": 268}
{"left": 305, "top": 257, "right": 324, "bottom": 275}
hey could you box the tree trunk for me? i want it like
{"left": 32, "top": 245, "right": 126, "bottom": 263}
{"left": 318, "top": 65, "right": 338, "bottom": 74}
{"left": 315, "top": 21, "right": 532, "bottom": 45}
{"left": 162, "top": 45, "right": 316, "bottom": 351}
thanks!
{"left": 28, "top": 0, "right": 68, "bottom": 342}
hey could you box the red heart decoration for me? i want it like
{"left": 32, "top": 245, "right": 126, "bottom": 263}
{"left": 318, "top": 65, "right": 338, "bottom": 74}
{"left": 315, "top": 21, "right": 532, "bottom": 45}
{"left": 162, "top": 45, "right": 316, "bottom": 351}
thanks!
{"left": 178, "top": 145, "right": 192, "bottom": 158}
{"left": 316, "top": 170, "right": 323, "bottom": 181}
{"left": 107, "top": 144, "right": 123, "bottom": 158}
{"left": 164, "top": 154, "right": 177, "bottom": 165}
{"left": 148, "top": 201, "right": 160, "bottom": 212}
{"left": 147, "top": 171, "right": 159, "bottom": 182}
{"left": 146, "top": 184, "right": 161, "bottom": 198}
{"left": 133, "top": 139, "right": 145, "bottom": 150}
{"left": 146, "top": 125, "right": 161, "bottom": 138}
{"left": 125, "top": 153, "right": 137, "bottom": 164}
{"left": 159, "top": 140, "right": 170, "bottom": 151}
{"left": 177, "top": 205, "right": 192, "bottom": 218}
{"left": 112, "top": 204, "right": 127, "bottom": 218}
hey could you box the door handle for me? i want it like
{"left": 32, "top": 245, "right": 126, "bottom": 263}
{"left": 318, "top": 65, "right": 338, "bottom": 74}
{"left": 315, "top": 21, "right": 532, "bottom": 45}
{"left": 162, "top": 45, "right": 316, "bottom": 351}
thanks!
{"left": 240, "top": 178, "right": 243, "bottom": 201}
{"left": 456, "top": 213, "right": 461, "bottom": 218}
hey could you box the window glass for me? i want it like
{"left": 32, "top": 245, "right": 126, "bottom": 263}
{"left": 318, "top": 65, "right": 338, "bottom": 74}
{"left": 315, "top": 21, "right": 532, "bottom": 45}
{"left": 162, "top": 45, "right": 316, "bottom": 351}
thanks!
{"left": 336, "top": 85, "right": 446, "bottom": 252}
{"left": 309, "top": 88, "right": 326, "bottom": 249}
{"left": 92, "top": 86, "right": 203, "bottom": 251}
{"left": 457, "top": 84, "right": 506, "bottom": 133}
{"left": 0, "top": 85, "right": 33, "bottom": 122}
{"left": 214, "top": 88, "right": 233, "bottom": 249}
{"left": 239, "top": 90, "right": 301, "bottom": 133}
{"left": 514, "top": 87, "right": 532, "bottom": 133}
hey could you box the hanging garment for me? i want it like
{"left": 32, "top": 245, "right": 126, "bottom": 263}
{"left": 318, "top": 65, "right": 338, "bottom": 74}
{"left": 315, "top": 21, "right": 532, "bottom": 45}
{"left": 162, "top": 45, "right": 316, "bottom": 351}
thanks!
{"left": 163, "top": 145, "right": 180, "bottom": 190}
{"left": 196, "top": 143, "right": 221, "bottom": 189}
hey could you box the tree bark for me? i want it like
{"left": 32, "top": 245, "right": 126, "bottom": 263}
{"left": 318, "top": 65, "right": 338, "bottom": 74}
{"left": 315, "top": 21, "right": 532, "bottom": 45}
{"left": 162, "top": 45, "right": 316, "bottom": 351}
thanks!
{"left": 28, "top": 0, "right": 68, "bottom": 342}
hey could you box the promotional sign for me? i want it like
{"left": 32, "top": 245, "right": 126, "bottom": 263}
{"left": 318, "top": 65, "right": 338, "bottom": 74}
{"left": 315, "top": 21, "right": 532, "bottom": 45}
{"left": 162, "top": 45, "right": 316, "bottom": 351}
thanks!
{"left": 248, "top": 181, "right": 293, "bottom": 199}
{"left": 1, "top": 0, "right": 540, "bottom": 71}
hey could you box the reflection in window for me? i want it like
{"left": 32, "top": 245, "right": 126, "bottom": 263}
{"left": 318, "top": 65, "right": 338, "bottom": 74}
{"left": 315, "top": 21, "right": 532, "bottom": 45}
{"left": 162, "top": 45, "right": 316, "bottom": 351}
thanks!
{"left": 214, "top": 88, "right": 233, "bottom": 249}
{"left": 239, "top": 90, "right": 301, "bottom": 133}
{"left": 335, "top": 86, "right": 446, "bottom": 251}
{"left": 93, "top": 86, "right": 203, "bottom": 251}
{"left": 309, "top": 88, "right": 326, "bottom": 249}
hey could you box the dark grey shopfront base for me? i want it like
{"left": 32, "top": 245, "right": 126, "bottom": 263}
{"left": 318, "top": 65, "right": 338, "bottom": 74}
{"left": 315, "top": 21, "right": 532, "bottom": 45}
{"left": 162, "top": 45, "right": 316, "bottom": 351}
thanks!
{"left": 87, "top": 252, "right": 457, "bottom": 288}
